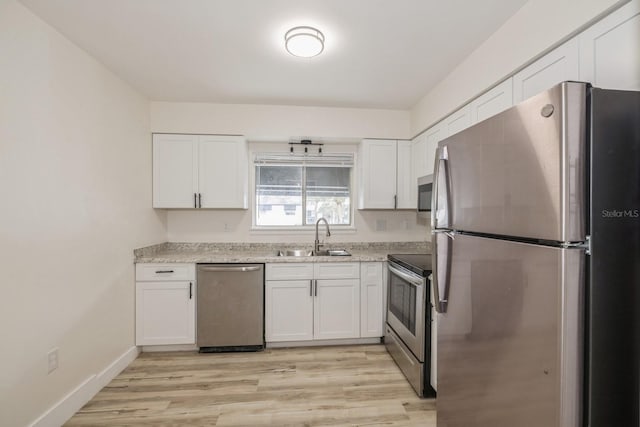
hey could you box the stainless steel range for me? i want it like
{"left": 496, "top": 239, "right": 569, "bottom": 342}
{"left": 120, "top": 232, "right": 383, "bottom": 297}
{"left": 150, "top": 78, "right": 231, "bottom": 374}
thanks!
{"left": 385, "top": 253, "right": 436, "bottom": 398}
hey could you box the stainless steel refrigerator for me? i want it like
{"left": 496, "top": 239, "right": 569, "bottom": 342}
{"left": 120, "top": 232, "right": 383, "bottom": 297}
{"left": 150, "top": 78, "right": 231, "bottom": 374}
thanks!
{"left": 432, "top": 81, "right": 639, "bottom": 427}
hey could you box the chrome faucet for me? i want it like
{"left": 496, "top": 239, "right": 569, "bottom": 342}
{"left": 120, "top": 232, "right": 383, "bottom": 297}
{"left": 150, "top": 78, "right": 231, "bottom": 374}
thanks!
{"left": 314, "top": 218, "right": 331, "bottom": 253}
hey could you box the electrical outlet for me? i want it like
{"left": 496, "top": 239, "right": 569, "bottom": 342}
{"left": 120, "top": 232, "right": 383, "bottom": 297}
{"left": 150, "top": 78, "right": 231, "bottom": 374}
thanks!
{"left": 224, "top": 223, "right": 231, "bottom": 232}
{"left": 47, "top": 348, "right": 59, "bottom": 374}
{"left": 376, "top": 219, "right": 387, "bottom": 231}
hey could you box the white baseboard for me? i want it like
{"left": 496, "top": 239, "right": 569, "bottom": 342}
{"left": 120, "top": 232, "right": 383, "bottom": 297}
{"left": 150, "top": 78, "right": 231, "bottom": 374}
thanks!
{"left": 29, "top": 346, "right": 139, "bottom": 427}
{"left": 266, "top": 337, "right": 382, "bottom": 348}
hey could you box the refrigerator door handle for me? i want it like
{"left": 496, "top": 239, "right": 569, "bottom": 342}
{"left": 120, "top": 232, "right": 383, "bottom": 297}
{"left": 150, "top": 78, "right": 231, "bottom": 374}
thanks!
{"left": 432, "top": 230, "right": 453, "bottom": 313}
{"left": 432, "top": 146, "right": 452, "bottom": 229}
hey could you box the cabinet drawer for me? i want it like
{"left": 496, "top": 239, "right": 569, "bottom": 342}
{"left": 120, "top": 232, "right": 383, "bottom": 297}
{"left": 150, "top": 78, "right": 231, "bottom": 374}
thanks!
{"left": 136, "top": 263, "right": 196, "bottom": 281}
{"left": 314, "top": 262, "right": 360, "bottom": 279}
{"left": 266, "top": 263, "right": 314, "bottom": 280}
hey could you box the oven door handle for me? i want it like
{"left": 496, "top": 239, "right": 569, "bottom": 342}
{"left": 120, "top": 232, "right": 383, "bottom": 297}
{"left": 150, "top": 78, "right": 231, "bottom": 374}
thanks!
{"left": 388, "top": 264, "right": 424, "bottom": 287}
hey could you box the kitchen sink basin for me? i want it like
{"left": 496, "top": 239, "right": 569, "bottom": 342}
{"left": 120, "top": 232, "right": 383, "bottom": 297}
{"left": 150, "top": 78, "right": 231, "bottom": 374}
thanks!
{"left": 275, "top": 249, "right": 351, "bottom": 257}
{"left": 276, "top": 249, "right": 314, "bottom": 257}
{"left": 315, "top": 249, "right": 351, "bottom": 257}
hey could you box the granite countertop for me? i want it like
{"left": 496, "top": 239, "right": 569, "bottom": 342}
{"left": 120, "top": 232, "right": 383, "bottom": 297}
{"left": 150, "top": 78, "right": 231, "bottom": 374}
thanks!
{"left": 134, "top": 242, "right": 431, "bottom": 264}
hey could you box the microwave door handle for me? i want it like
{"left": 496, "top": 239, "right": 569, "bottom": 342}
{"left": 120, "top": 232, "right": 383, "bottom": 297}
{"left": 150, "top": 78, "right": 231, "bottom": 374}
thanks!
{"left": 432, "top": 230, "right": 453, "bottom": 313}
{"left": 433, "top": 146, "right": 452, "bottom": 229}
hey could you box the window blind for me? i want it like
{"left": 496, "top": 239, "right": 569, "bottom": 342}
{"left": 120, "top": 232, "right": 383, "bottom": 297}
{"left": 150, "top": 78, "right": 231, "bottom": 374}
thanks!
{"left": 254, "top": 153, "right": 354, "bottom": 167}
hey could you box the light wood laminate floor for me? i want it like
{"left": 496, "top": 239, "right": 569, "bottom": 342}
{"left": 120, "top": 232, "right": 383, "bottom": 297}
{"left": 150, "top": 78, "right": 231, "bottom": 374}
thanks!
{"left": 65, "top": 344, "right": 436, "bottom": 426}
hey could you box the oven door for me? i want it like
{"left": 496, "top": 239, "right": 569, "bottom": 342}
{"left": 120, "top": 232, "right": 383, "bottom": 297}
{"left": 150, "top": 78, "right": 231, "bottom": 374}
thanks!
{"left": 387, "top": 261, "right": 426, "bottom": 361}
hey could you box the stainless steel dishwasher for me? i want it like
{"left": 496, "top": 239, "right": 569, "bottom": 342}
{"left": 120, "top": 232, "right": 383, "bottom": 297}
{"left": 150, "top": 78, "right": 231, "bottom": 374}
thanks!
{"left": 196, "top": 264, "right": 264, "bottom": 352}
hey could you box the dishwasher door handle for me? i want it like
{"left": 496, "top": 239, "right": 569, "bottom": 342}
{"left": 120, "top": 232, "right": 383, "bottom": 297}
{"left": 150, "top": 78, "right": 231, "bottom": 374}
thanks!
{"left": 198, "top": 265, "right": 261, "bottom": 273}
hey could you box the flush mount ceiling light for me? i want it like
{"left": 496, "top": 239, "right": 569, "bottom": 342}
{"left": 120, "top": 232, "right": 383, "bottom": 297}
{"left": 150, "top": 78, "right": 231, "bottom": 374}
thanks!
{"left": 284, "top": 26, "right": 325, "bottom": 58}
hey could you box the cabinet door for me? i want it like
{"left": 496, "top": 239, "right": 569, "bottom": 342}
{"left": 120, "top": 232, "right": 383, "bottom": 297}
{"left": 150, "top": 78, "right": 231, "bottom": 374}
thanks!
{"left": 424, "top": 121, "right": 445, "bottom": 176}
{"left": 360, "top": 262, "right": 384, "bottom": 338}
{"left": 513, "top": 37, "right": 579, "bottom": 103}
{"left": 265, "top": 280, "right": 314, "bottom": 342}
{"left": 358, "top": 139, "right": 397, "bottom": 209}
{"left": 152, "top": 134, "right": 198, "bottom": 208}
{"left": 135, "top": 281, "right": 195, "bottom": 345}
{"left": 198, "top": 135, "right": 248, "bottom": 209}
{"left": 411, "top": 133, "right": 428, "bottom": 187}
{"left": 314, "top": 279, "right": 360, "bottom": 340}
{"left": 469, "top": 78, "right": 514, "bottom": 125}
{"left": 396, "top": 140, "right": 415, "bottom": 209}
{"left": 579, "top": 0, "right": 640, "bottom": 91}
{"left": 443, "top": 104, "right": 472, "bottom": 138}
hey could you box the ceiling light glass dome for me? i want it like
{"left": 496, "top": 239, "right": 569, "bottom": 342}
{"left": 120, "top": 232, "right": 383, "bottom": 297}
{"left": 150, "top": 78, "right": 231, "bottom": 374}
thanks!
{"left": 285, "top": 26, "right": 325, "bottom": 58}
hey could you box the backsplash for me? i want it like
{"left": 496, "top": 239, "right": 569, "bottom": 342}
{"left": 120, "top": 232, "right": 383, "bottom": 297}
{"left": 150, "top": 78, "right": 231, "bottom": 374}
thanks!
{"left": 165, "top": 209, "right": 430, "bottom": 243}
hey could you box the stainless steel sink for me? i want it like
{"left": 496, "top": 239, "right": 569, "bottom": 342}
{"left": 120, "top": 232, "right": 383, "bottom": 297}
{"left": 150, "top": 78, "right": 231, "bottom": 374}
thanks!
{"left": 315, "top": 249, "right": 351, "bottom": 257}
{"left": 275, "top": 248, "right": 351, "bottom": 257}
{"left": 276, "top": 249, "right": 314, "bottom": 257}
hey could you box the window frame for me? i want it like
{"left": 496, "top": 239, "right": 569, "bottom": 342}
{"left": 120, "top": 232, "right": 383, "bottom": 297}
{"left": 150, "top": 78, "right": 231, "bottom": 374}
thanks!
{"left": 251, "top": 150, "right": 356, "bottom": 232}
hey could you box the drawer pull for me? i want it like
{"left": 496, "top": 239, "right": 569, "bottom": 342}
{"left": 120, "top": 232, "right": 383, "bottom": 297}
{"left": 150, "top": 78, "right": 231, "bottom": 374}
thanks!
{"left": 155, "top": 270, "right": 175, "bottom": 274}
{"left": 189, "top": 282, "right": 193, "bottom": 299}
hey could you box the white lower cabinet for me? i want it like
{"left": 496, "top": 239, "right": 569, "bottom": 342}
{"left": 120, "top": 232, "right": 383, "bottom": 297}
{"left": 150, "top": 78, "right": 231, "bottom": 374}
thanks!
{"left": 266, "top": 262, "right": 378, "bottom": 343}
{"left": 314, "top": 278, "right": 360, "bottom": 340}
{"left": 360, "top": 262, "right": 384, "bottom": 338}
{"left": 135, "top": 263, "right": 196, "bottom": 345}
{"left": 265, "top": 280, "right": 314, "bottom": 342}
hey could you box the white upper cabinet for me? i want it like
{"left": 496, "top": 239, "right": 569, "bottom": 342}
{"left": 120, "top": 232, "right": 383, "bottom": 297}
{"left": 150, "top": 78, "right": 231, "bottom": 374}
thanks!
{"left": 469, "top": 78, "right": 514, "bottom": 125}
{"left": 579, "top": 0, "right": 640, "bottom": 91}
{"left": 198, "top": 135, "right": 248, "bottom": 208}
{"left": 412, "top": 120, "right": 445, "bottom": 181}
{"left": 153, "top": 134, "right": 248, "bottom": 209}
{"left": 358, "top": 139, "right": 414, "bottom": 209}
{"left": 153, "top": 134, "right": 198, "bottom": 208}
{"left": 396, "top": 140, "right": 414, "bottom": 209}
{"left": 513, "top": 37, "right": 579, "bottom": 103}
{"left": 424, "top": 121, "right": 445, "bottom": 175}
{"left": 443, "top": 104, "right": 472, "bottom": 138}
{"left": 411, "top": 133, "right": 428, "bottom": 191}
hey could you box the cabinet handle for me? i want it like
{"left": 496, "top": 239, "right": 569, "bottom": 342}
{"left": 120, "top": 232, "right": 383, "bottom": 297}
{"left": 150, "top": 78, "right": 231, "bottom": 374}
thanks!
{"left": 310, "top": 280, "right": 313, "bottom": 297}
{"left": 194, "top": 193, "right": 197, "bottom": 208}
{"left": 189, "top": 282, "right": 193, "bottom": 299}
{"left": 394, "top": 194, "right": 398, "bottom": 209}
{"left": 155, "top": 270, "right": 174, "bottom": 274}
{"left": 314, "top": 279, "right": 318, "bottom": 297}
{"left": 198, "top": 193, "right": 202, "bottom": 208}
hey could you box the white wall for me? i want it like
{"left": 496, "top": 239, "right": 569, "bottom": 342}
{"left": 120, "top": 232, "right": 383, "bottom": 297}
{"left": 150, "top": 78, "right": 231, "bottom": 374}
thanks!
{"left": 166, "top": 209, "right": 428, "bottom": 243}
{"left": 0, "top": 1, "right": 166, "bottom": 426}
{"left": 152, "top": 102, "right": 427, "bottom": 243}
{"left": 410, "top": 0, "right": 627, "bottom": 135}
{"left": 166, "top": 142, "right": 429, "bottom": 243}
{"left": 150, "top": 101, "right": 411, "bottom": 141}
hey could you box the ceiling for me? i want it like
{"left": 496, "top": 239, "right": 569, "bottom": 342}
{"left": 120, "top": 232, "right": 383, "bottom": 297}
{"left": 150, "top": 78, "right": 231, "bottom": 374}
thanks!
{"left": 20, "top": 0, "right": 528, "bottom": 110}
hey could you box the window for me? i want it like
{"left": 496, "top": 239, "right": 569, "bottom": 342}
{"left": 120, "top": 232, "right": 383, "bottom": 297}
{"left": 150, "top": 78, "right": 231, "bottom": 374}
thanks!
{"left": 255, "top": 153, "right": 353, "bottom": 227}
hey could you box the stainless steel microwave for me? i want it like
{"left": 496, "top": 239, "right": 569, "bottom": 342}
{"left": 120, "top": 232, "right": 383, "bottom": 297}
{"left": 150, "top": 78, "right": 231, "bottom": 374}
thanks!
{"left": 417, "top": 174, "right": 433, "bottom": 218}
